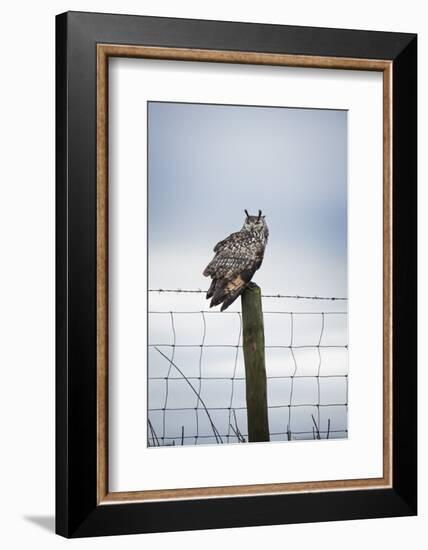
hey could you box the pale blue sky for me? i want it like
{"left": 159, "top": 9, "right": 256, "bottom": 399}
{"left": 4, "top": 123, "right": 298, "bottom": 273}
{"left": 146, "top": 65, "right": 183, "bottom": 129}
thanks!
{"left": 148, "top": 101, "right": 347, "bottom": 297}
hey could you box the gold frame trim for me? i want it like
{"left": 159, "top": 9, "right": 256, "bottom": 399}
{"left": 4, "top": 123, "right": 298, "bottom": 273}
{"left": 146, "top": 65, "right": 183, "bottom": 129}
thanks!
{"left": 96, "top": 44, "right": 393, "bottom": 504}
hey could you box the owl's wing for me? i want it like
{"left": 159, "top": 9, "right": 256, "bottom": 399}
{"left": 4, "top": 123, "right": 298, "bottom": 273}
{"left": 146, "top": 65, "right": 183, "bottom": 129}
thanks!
{"left": 213, "top": 231, "right": 242, "bottom": 253}
{"left": 204, "top": 231, "right": 256, "bottom": 279}
{"left": 203, "top": 230, "right": 265, "bottom": 311}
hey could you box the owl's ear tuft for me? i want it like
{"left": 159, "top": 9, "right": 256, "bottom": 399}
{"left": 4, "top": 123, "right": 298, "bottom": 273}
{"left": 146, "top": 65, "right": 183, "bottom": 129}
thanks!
{"left": 257, "top": 210, "right": 262, "bottom": 221}
{"left": 244, "top": 209, "right": 250, "bottom": 219}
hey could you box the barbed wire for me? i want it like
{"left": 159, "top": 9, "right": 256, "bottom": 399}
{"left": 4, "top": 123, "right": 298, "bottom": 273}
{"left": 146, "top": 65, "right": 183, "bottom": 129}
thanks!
{"left": 148, "top": 305, "right": 348, "bottom": 446}
{"left": 149, "top": 288, "right": 347, "bottom": 301}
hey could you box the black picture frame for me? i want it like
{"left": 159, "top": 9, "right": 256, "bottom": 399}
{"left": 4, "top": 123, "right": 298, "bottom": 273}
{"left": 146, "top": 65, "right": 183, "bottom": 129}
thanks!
{"left": 56, "top": 11, "right": 417, "bottom": 538}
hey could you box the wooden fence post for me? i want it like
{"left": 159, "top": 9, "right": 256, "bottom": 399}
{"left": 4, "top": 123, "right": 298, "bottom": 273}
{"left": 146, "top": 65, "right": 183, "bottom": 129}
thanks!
{"left": 241, "top": 283, "right": 270, "bottom": 442}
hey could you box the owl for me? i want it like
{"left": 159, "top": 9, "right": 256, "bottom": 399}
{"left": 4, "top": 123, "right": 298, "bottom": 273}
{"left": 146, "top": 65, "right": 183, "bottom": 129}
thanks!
{"left": 203, "top": 210, "right": 269, "bottom": 311}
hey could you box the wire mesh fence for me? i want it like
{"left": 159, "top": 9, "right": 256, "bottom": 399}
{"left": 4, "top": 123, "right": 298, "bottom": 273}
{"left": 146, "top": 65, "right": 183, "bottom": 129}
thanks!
{"left": 147, "top": 289, "right": 348, "bottom": 446}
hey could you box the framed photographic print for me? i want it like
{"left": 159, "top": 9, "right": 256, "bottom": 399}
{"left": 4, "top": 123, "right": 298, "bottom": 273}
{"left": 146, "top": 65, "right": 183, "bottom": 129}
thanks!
{"left": 56, "top": 11, "right": 417, "bottom": 537}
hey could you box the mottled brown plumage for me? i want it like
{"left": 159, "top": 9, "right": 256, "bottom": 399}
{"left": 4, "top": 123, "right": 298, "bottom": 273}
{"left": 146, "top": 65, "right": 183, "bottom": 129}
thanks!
{"left": 203, "top": 210, "right": 269, "bottom": 310}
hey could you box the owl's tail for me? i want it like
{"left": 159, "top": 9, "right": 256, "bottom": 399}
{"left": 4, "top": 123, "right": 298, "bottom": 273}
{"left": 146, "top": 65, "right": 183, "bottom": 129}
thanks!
{"left": 206, "top": 278, "right": 217, "bottom": 299}
{"left": 209, "top": 271, "right": 254, "bottom": 311}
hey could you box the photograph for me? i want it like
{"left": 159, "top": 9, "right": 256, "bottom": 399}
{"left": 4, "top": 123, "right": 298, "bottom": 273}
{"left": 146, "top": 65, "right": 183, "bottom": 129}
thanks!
{"left": 147, "top": 101, "right": 348, "bottom": 447}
